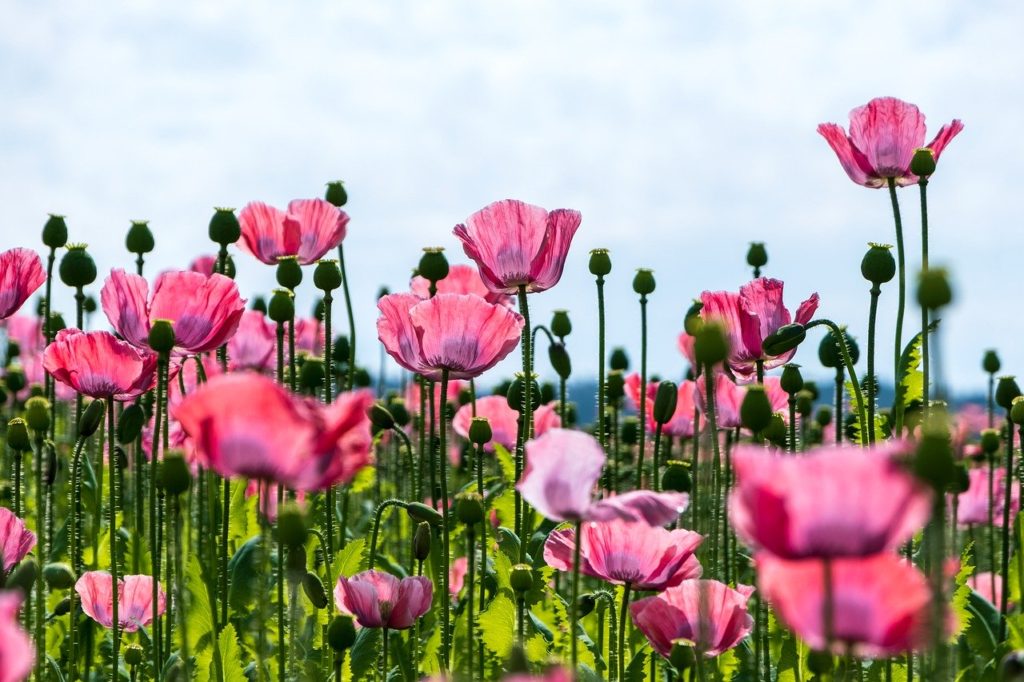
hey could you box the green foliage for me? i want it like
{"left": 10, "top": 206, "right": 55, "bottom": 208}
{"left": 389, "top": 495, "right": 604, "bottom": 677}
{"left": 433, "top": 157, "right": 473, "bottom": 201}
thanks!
{"left": 479, "top": 593, "right": 517, "bottom": 659}
{"left": 891, "top": 319, "right": 939, "bottom": 427}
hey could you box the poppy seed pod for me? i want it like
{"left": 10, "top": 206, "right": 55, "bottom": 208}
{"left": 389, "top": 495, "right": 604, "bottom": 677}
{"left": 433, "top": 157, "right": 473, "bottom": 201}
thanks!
{"left": 550, "top": 310, "right": 572, "bottom": 339}
{"left": 983, "top": 350, "right": 1002, "bottom": 375}
{"left": 1011, "top": 397, "right": 1024, "bottom": 426}
{"left": 124, "top": 643, "right": 145, "bottom": 667}
{"left": 159, "top": 452, "right": 192, "bottom": 495}
{"left": 83, "top": 295, "right": 97, "bottom": 314}
{"left": 861, "top": 243, "right": 896, "bottom": 285}
{"left": 251, "top": 296, "right": 268, "bottom": 314}
{"left": 413, "top": 521, "right": 432, "bottom": 561}
{"left": 683, "top": 300, "right": 704, "bottom": 336}
{"left": 276, "top": 503, "right": 308, "bottom": 548}
{"left": 588, "top": 249, "right": 611, "bottom": 277}
{"left": 468, "top": 416, "right": 492, "bottom": 446}
{"left": 313, "top": 260, "right": 342, "bottom": 292}
{"left": 910, "top": 147, "right": 937, "bottom": 177}
{"left": 917, "top": 268, "right": 953, "bottom": 310}
{"left": 276, "top": 256, "right": 303, "bottom": 291}
{"left": 807, "top": 650, "right": 834, "bottom": 675}
{"left": 148, "top": 319, "right": 176, "bottom": 354}
{"left": 24, "top": 396, "right": 50, "bottom": 432}
{"left": 455, "top": 492, "right": 485, "bottom": 526}
{"left": 780, "top": 364, "right": 804, "bottom": 396}
{"left": 746, "top": 242, "right": 768, "bottom": 269}
{"left": 406, "top": 501, "right": 443, "bottom": 526}
{"left": 633, "top": 268, "right": 655, "bottom": 296}
{"left": 208, "top": 208, "right": 241, "bottom": 246}
{"left": 996, "top": 376, "right": 1022, "bottom": 411}
{"left": 913, "top": 414, "right": 956, "bottom": 491}
{"left": 327, "top": 615, "right": 357, "bottom": 652}
{"left": 302, "top": 571, "right": 329, "bottom": 609}
{"left": 669, "top": 643, "right": 696, "bottom": 672}
{"left": 506, "top": 374, "right": 541, "bottom": 413}
{"left": 950, "top": 463, "right": 970, "bottom": 495}
{"left": 268, "top": 290, "right": 295, "bottom": 324}
{"left": 59, "top": 245, "right": 97, "bottom": 288}
{"left": 981, "top": 429, "right": 1001, "bottom": 455}
{"left": 653, "top": 381, "right": 679, "bottom": 425}
{"left": 609, "top": 348, "right": 629, "bottom": 372}
{"left": 6, "top": 419, "right": 31, "bottom": 452}
{"left": 661, "top": 460, "right": 692, "bottom": 493}
{"left": 818, "top": 327, "right": 859, "bottom": 368}
{"left": 606, "top": 371, "right": 625, "bottom": 403}
{"left": 418, "top": 248, "right": 449, "bottom": 284}
{"left": 125, "top": 221, "right": 155, "bottom": 255}
{"left": 761, "top": 323, "right": 806, "bottom": 357}
{"left": 694, "top": 323, "right": 729, "bottom": 367}
{"left": 620, "top": 416, "right": 640, "bottom": 445}
{"left": 509, "top": 563, "right": 534, "bottom": 594}
{"left": 548, "top": 342, "right": 572, "bottom": 380}
{"left": 324, "top": 181, "right": 348, "bottom": 208}
{"left": 740, "top": 386, "right": 773, "bottom": 433}
{"left": 42, "top": 214, "right": 69, "bottom": 250}
{"left": 299, "top": 358, "right": 325, "bottom": 393}
{"left": 4, "top": 367, "right": 25, "bottom": 394}
{"left": 6, "top": 559, "right": 38, "bottom": 597}
{"left": 78, "top": 399, "right": 106, "bottom": 438}
{"left": 795, "top": 389, "right": 814, "bottom": 417}
{"left": 368, "top": 403, "right": 395, "bottom": 431}
{"left": 815, "top": 405, "right": 832, "bottom": 428}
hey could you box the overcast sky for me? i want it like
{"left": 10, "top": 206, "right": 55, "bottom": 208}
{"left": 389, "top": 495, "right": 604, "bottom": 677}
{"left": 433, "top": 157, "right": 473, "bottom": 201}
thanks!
{"left": 2, "top": 1, "right": 1020, "bottom": 394}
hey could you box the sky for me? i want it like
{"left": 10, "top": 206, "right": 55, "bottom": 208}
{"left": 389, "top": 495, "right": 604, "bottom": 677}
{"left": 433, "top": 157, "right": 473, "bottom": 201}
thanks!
{"left": 1, "top": 1, "right": 1021, "bottom": 396}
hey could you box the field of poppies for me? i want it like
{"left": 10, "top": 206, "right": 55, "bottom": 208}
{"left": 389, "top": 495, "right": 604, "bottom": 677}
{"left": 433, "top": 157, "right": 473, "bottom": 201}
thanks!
{"left": 0, "top": 96, "right": 1014, "bottom": 681}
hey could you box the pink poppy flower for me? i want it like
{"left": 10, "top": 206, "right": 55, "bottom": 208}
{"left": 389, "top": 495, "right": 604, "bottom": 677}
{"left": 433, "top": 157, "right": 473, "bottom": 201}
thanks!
{"left": 449, "top": 557, "right": 468, "bottom": 596}
{"left": 453, "top": 199, "right": 582, "bottom": 295}
{"left": 403, "top": 379, "right": 466, "bottom": 416}
{"left": 700, "top": 279, "right": 818, "bottom": 382}
{"left": 0, "top": 592, "right": 33, "bottom": 682}
{"left": 43, "top": 329, "right": 157, "bottom": 400}
{"left": 757, "top": 553, "right": 931, "bottom": 656}
{"left": 956, "top": 466, "right": 1019, "bottom": 527}
{"left": 173, "top": 373, "right": 374, "bottom": 491}
{"left": 677, "top": 333, "right": 697, "bottom": 371}
{"left": 0, "top": 248, "right": 45, "bottom": 320}
{"left": 518, "top": 429, "right": 687, "bottom": 524}
{"left": 228, "top": 310, "right": 277, "bottom": 372}
{"left": 695, "top": 372, "right": 745, "bottom": 429}
{"left": 970, "top": 572, "right": 1006, "bottom": 608}
{"left": 244, "top": 481, "right": 306, "bottom": 522}
{"left": 0, "top": 509, "right": 35, "bottom": 574}
{"left": 730, "top": 442, "right": 931, "bottom": 559}
{"left": 544, "top": 518, "right": 702, "bottom": 590}
{"left": 294, "top": 317, "right": 324, "bottom": 356}
{"left": 377, "top": 293, "right": 524, "bottom": 381}
{"left": 410, "top": 263, "right": 513, "bottom": 306}
{"left": 631, "top": 579, "right": 754, "bottom": 658}
{"left": 818, "top": 97, "right": 963, "bottom": 188}
{"left": 334, "top": 570, "right": 432, "bottom": 630}
{"left": 102, "top": 269, "right": 245, "bottom": 355}
{"left": 624, "top": 374, "right": 702, "bottom": 438}
{"left": 75, "top": 571, "right": 166, "bottom": 632}
{"left": 189, "top": 255, "right": 217, "bottom": 276}
{"left": 1, "top": 315, "right": 44, "bottom": 354}
{"left": 238, "top": 199, "right": 349, "bottom": 266}
{"left": 452, "top": 395, "right": 560, "bottom": 452}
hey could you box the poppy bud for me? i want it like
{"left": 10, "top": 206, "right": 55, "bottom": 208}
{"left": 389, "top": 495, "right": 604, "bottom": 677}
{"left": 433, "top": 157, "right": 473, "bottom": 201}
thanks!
{"left": 818, "top": 327, "right": 859, "bottom": 368}
{"left": 276, "top": 503, "right": 308, "bottom": 548}
{"left": 694, "top": 323, "right": 729, "bottom": 367}
{"left": 6, "top": 419, "right": 30, "bottom": 452}
{"left": 115, "top": 403, "right": 144, "bottom": 444}
{"left": 746, "top": 242, "right": 768, "bottom": 269}
{"left": 861, "top": 243, "right": 896, "bottom": 285}
{"left": 6, "top": 559, "right": 37, "bottom": 598}
{"left": 606, "top": 370, "right": 625, "bottom": 403}
{"left": 550, "top": 310, "right": 572, "bottom": 339}
{"left": 632, "top": 268, "right": 655, "bottom": 296}
{"left": 548, "top": 343, "right": 572, "bottom": 380}
{"left": 368, "top": 403, "right": 395, "bottom": 431}
{"left": 53, "top": 596, "right": 71, "bottom": 617}
{"left": 950, "top": 463, "right": 970, "bottom": 495}
{"left": 42, "top": 562, "right": 76, "bottom": 590}
{"left": 741, "top": 386, "right": 773, "bottom": 433}
{"left": 762, "top": 324, "right": 806, "bottom": 357}
{"left": 653, "top": 381, "right": 679, "bottom": 425}
{"left": 763, "top": 413, "right": 788, "bottom": 446}
{"left": 683, "top": 300, "right": 704, "bottom": 336}
{"left": 310, "top": 259, "right": 343, "bottom": 292}
{"left": 334, "top": 335, "right": 351, "bottom": 362}
{"left": 996, "top": 376, "right": 1022, "bottom": 411}
{"left": 324, "top": 181, "right": 348, "bottom": 207}
{"left": 917, "top": 268, "right": 953, "bottom": 310}
{"left": 42, "top": 214, "right": 68, "bottom": 250}
{"left": 327, "top": 615, "right": 357, "bottom": 652}
{"left": 59, "top": 245, "right": 97, "bottom": 288}
{"left": 159, "top": 452, "right": 192, "bottom": 495}
{"left": 251, "top": 296, "right": 268, "bottom": 314}
{"left": 78, "top": 399, "right": 106, "bottom": 438}
{"left": 418, "top": 248, "right": 449, "bottom": 284}
{"left": 509, "top": 563, "right": 534, "bottom": 594}
{"left": 661, "top": 460, "right": 692, "bottom": 493}
{"left": 286, "top": 546, "right": 307, "bottom": 581}
{"left": 669, "top": 643, "right": 695, "bottom": 671}
{"left": 4, "top": 366, "right": 25, "bottom": 394}
{"left": 24, "top": 396, "right": 50, "bottom": 433}
{"left": 1012, "top": 397, "right": 1024, "bottom": 426}
{"left": 413, "top": 521, "right": 432, "bottom": 561}
{"left": 620, "top": 416, "right": 640, "bottom": 446}
{"left": 468, "top": 417, "right": 492, "bottom": 446}
{"left": 208, "top": 208, "right": 241, "bottom": 246}
{"left": 588, "top": 249, "right": 612, "bottom": 277}
{"left": 910, "top": 148, "right": 936, "bottom": 177}
{"left": 148, "top": 319, "right": 176, "bottom": 354}
{"left": 984, "top": 350, "right": 1002, "bottom": 375}
{"left": 609, "top": 348, "right": 629, "bottom": 372}
{"left": 268, "top": 290, "right": 295, "bottom": 324}
{"left": 456, "top": 492, "right": 485, "bottom": 526}
{"left": 276, "top": 256, "right": 303, "bottom": 290}
{"left": 352, "top": 368, "right": 371, "bottom": 388}
{"left": 124, "top": 643, "right": 145, "bottom": 667}
{"left": 303, "top": 571, "right": 329, "bottom": 608}
{"left": 83, "top": 295, "right": 97, "bottom": 314}
{"left": 299, "top": 358, "right": 325, "bottom": 393}
{"left": 815, "top": 405, "right": 832, "bottom": 428}
{"left": 125, "top": 220, "right": 155, "bottom": 255}
{"left": 981, "top": 428, "right": 1001, "bottom": 455}
{"left": 406, "top": 501, "right": 443, "bottom": 526}
{"left": 796, "top": 389, "right": 814, "bottom": 418}
{"left": 780, "top": 364, "right": 804, "bottom": 396}
{"left": 913, "top": 410, "right": 956, "bottom": 490}
{"left": 388, "top": 399, "right": 410, "bottom": 427}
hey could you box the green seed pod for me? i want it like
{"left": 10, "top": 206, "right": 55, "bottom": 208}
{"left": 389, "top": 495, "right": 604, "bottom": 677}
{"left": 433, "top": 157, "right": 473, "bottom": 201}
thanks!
{"left": 418, "top": 248, "right": 449, "bottom": 284}
{"left": 276, "top": 256, "right": 303, "bottom": 291}
{"left": 125, "top": 220, "right": 155, "bottom": 255}
{"left": 6, "top": 418, "right": 31, "bottom": 452}
{"left": 124, "top": 643, "right": 145, "bottom": 666}
{"left": 6, "top": 340, "right": 19, "bottom": 359}
{"left": 251, "top": 296, "right": 268, "bottom": 314}
{"left": 694, "top": 322, "right": 729, "bottom": 367}
{"left": 683, "top": 300, "right": 704, "bottom": 336}
{"left": 49, "top": 312, "right": 66, "bottom": 336}
{"left": 996, "top": 376, "right": 1022, "bottom": 411}
{"left": 313, "top": 259, "right": 342, "bottom": 292}
{"left": 910, "top": 147, "right": 936, "bottom": 177}
{"left": 302, "top": 571, "right": 329, "bottom": 608}
{"left": 117, "top": 403, "right": 146, "bottom": 444}
{"left": 806, "top": 650, "right": 833, "bottom": 674}
{"left": 4, "top": 366, "right": 25, "bottom": 394}
{"left": 458, "top": 387, "right": 474, "bottom": 406}
{"left": 413, "top": 521, "right": 432, "bottom": 561}
{"left": 762, "top": 413, "right": 788, "bottom": 447}
{"left": 299, "top": 358, "right": 325, "bottom": 393}
{"left": 780, "top": 364, "right": 804, "bottom": 396}
{"left": 653, "top": 381, "right": 679, "bottom": 425}
{"left": 24, "top": 396, "right": 50, "bottom": 432}
{"left": 917, "top": 268, "right": 953, "bottom": 310}
{"left": 588, "top": 249, "right": 611, "bottom": 277}
{"left": 950, "top": 463, "right": 970, "bottom": 495}
{"left": 159, "top": 452, "right": 192, "bottom": 495}
{"left": 609, "top": 348, "right": 629, "bottom": 372}
{"left": 406, "top": 501, "right": 444, "bottom": 526}
{"left": 796, "top": 389, "right": 814, "bottom": 418}
{"left": 28, "top": 384, "right": 43, "bottom": 399}
{"left": 818, "top": 327, "right": 859, "bottom": 368}
{"left": 78, "top": 399, "right": 106, "bottom": 437}
{"left": 746, "top": 242, "right": 768, "bottom": 269}
{"left": 455, "top": 491, "right": 485, "bottom": 526}
{"left": 620, "top": 416, "right": 640, "bottom": 446}
{"left": 661, "top": 460, "right": 692, "bottom": 493}
{"left": 509, "top": 563, "right": 534, "bottom": 594}
{"left": 59, "top": 245, "right": 97, "bottom": 288}
{"left": 324, "top": 181, "right": 348, "bottom": 207}
{"left": 43, "top": 562, "right": 76, "bottom": 590}
{"left": 208, "top": 208, "right": 241, "bottom": 246}
{"left": 268, "top": 290, "right": 295, "bottom": 324}
{"left": 549, "top": 342, "right": 572, "bottom": 380}
{"left": 632, "top": 268, "right": 655, "bottom": 296}
{"left": 981, "top": 428, "right": 1001, "bottom": 455}
{"left": 368, "top": 403, "right": 395, "bottom": 431}
{"left": 606, "top": 370, "right": 625, "bottom": 403}
{"left": 147, "top": 319, "right": 176, "bottom": 354}
{"left": 669, "top": 643, "right": 696, "bottom": 671}
{"left": 577, "top": 593, "right": 597, "bottom": 617}
{"left": 82, "top": 295, "right": 97, "bottom": 315}
{"left": 468, "top": 417, "right": 492, "bottom": 446}
{"left": 6, "top": 558, "right": 38, "bottom": 597}
{"left": 1012, "top": 397, "right": 1024, "bottom": 426}
{"left": 388, "top": 399, "right": 410, "bottom": 427}
{"left": 506, "top": 374, "right": 541, "bottom": 413}
{"left": 861, "top": 243, "right": 896, "bottom": 285}
{"left": 740, "top": 386, "right": 773, "bottom": 433}
{"left": 815, "top": 405, "right": 832, "bottom": 428}
{"left": 762, "top": 323, "right": 806, "bottom": 357}
{"left": 551, "top": 310, "right": 572, "bottom": 339}
{"left": 42, "top": 214, "right": 69, "bottom": 250}
{"left": 327, "top": 615, "right": 357, "bottom": 652}
{"left": 286, "top": 545, "right": 307, "bottom": 581}
{"left": 276, "top": 503, "right": 308, "bottom": 548}
{"left": 912, "top": 408, "right": 956, "bottom": 491}
{"left": 984, "top": 350, "right": 1002, "bottom": 375}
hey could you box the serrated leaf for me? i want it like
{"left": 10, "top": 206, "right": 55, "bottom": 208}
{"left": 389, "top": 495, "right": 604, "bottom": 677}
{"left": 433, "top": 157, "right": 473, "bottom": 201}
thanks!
{"left": 479, "top": 593, "right": 517, "bottom": 659}
{"left": 494, "top": 443, "right": 516, "bottom": 484}
{"left": 218, "top": 623, "right": 248, "bottom": 682}
{"left": 892, "top": 320, "right": 939, "bottom": 427}
{"left": 334, "top": 537, "right": 367, "bottom": 578}
{"left": 350, "top": 465, "right": 375, "bottom": 494}
{"left": 950, "top": 541, "right": 974, "bottom": 641}
{"left": 347, "top": 626, "right": 381, "bottom": 680}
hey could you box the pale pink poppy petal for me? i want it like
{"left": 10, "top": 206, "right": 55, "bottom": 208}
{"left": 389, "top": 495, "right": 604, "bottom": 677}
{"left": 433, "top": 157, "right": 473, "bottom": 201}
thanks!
{"left": 816, "top": 123, "right": 877, "bottom": 187}
{"left": 0, "top": 509, "right": 35, "bottom": 572}
{"left": 848, "top": 97, "right": 926, "bottom": 181}
{"left": 287, "top": 198, "right": 349, "bottom": 265}
{"left": 517, "top": 429, "right": 605, "bottom": 522}
{"left": 0, "top": 248, "right": 45, "bottom": 321}
{"left": 101, "top": 269, "right": 151, "bottom": 349}
{"left": 75, "top": 571, "right": 116, "bottom": 628}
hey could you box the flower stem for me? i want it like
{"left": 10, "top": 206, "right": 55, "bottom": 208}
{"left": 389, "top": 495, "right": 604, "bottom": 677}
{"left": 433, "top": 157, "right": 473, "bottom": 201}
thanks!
{"left": 467, "top": 525, "right": 476, "bottom": 677}
{"left": 806, "top": 319, "right": 866, "bottom": 445}
{"left": 617, "top": 583, "right": 632, "bottom": 682}
{"left": 368, "top": 499, "right": 404, "bottom": 570}
{"left": 596, "top": 274, "right": 607, "bottom": 454}
{"left": 337, "top": 244, "right": 357, "bottom": 390}
{"left": 866, "top": 284, "right": 881, "bottom": 445}
{"left": 108, "top": 399, "right": 121, "bottom": 680}
{"left": 323, "top": 290, "right": 334, "bottom": 403}
{"left": 887, "top": 178, "right": 907, "bottom": 433}
{"left": 834, "top": 367, "right": 843, "bottom": 444}
{"left": 516, "top": 285, "right": 533, "bottom": 565}
{"left": 277, "top": 484, "right": 286, "bottom": 682}
{"left": 1000, "top": 413, "right": 1015, "bottom": 641}
{"left": 438, "top": 368, "right": 452, "bottom": 671}
{"left": 570, "top": 519, "right": 583, "bottom": 670}
{"left": 919, "top": 179, "right": 930, "bottom": 411}
{"left": 69, "top": 434, "right": 87, "bottom": 682}
{"left": 637, "top": 292, "right": 648, "bottom": 489}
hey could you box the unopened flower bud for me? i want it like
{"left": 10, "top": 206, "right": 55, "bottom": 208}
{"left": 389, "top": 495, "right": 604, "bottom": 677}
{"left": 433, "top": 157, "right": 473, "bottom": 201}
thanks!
{"left": 388, "top": 399, "right": 410, "bottom": 427}
{"left": 6, "top": 559, "right": 38, "bottom": 598}
{"left": 59, "top": 245, "right": 97, "bottom": 288}
{"left": 509, "top": 563, "right": 534, "bottom": 594}
{"left": 53, "top": 596, "right": 72, "bottom": 617}
{"left": 950, "top": 463, "right": 970, "bottom": 495}
{"left": 780, "top": 364, "right": 804, "bottom": 396}
{"left": 208, "top": 208, "right": 241, "bottom": 246}
{"left": 577, "top": 593, "right": 597, "bottom": 617}
{"left": 418, "top": 248, "right": 449, "bottom": 284}
{"left": 910, "top": 147, "right": 936, "bottom": 177}
{"left": 984, "top": 350, "right": 1002, "bottom": 375}
{"left": 653, "top": 381, "right": 679, "bottom": 425}
{"left": 606, "top": 370, "right": 625, "bottom": 403}
{"left": 324, "top": 181, "right": 348, "bottom": 207}
{"left": 506, "top": 374, "right": 541, "bottom": 413}
{"left": 1011, "top": 397, "right": 1024, "bottom": 426}
{"left": 588, "top": 249, "right": 611, "bottom": 277}
{"left": 609, "top": 348, "right": 629, "bottom": 372}
{"left": 303, "top": 571, "right": 329, "bottom": 608}
{"left": 746, "top": 242, "right": 768, "bottom": 269}
{"left": 548, "top": 342, "right": 572, "bottom": 380}
{"left": 807, "top": 650, "right": 833, "bottom": 674}
{"left": 24, "top": 396, "right": 50, "bottom": 433}
{"left": 917, "top": 268, "right": 953, "bottom": 310}
{"left": 620, "top": 416, "right": 640, "bottom": 445}
{"left": 741, "top": 386, "right": 773, "bottom": 433}
{"left": 861, "top": 243, "right": 896, "bottom": 285}
{"left": 661, "top": 460, "right": 692, "bottom": 493}
{"left": 796, "top": 389, "right": 814, "bottom": 417}
{"left": 299, "top": 358, "right": 325, "bottom": 393}
{"left": 406, "top": 501, "right": 443, "bottom": 526}
{"left": 276, "top": 256, "right": 303, "bottom": 290}
{"left": 913, "top": 410, "right": 956, "bottom": 491}
{"left": 159, "top": 452, "right": 192, "bottom": 495}
{"left": 42, "top": 214, "right": 68, "bottom": 250}
{"left": 148, "top": 319, "right": 176, "bottom": 354}
{"left": 314, "top": 260, "right": 342, "bottom": 292}
{"left": 78, "top": 399, "right": 106, "bottom": 438}
{"left": 327, "top": 615, "right": 357, "bottom": 652}
{"left": 456, "top": 492, "right": 485, "bottom": 526}
{"left": 251, "top": 296, "right": 268, "bottom": 314}
{"left": 368, "top": 403, "right": 395, "bottom": 431}
{"left": 815, "top": 405, "right": 832, "bottom": 428}
{"left": 981, "top": 429, "right": 1001, "bottom": 455}
{"left": 413, "top": 521, "right": 432, "bottom": 561}
{"left": 4, "top": 366, "right": 25, "bottom": 394}
{"left": 762, "top": 324, "right": 806, "bottom": 357}
{"left": 125, "top": 220, "right": 155, "bottom": 255}
{"left": 117, "top": 403, "right": 145, "bottom": 444}
{"left": 83, "top": 295, "right": 97, "bottom": 314}
{"left": 997, "top": 376, "right": 1022, "bottom": 411}
{"left": 268, "top": 290, "right": 295, "bottom": 324}
{"left": 818, "top": 327, "right": 858, "bottom": 368}
{"left": 42, "top": 562, "right": 76, "bottom": 590}
{"left": 684, "top": 300, "right": 704, "bottom": 336}
{"left": 632, "top": 269, "right": 655, "bottom": 296}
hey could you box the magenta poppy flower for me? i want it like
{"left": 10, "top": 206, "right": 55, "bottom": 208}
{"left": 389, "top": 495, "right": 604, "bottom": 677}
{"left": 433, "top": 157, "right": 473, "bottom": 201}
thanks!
{"left": 818, "top": 97, "right": 963, "bottom": 188}
{"left": 334, "top": 570, "right": 432, "bottom": 630}
{"left": 700, "top": 279, "right": 818, "bottom": 382}
{"left": 410, "top": 263, "right": 513, "bottom": 306}
{"left": 75, "top": 571, "right": 166, "bottom": 632}
{"left": 238, "top": 199, "right": 349, "bottom": 266}
{"left": 517, "top": 429, "right": 687, "bottom": 524}
{"left": 0, "top": 591, "right": 33, "bottom": 682}
{"left": 0, "top": 509, "right": 35, "bottom": 574}
{"left": 377, "top": 293, "right": 524, "bottom": 382}
{"left": 695, "top": 372, "right": 745, "bottom": 429}
{"left": 43, "top": 329, "right": 157, "bottom": 400}
{"left": 544, "top": 518, "right": 703, "bottom": 590}
{"left": 188, "top": 255, "right": 217, "bottom": 276}
{"left": 452, "top": 395, "right": 560, "bottom": 452}
{"left": 1, "top": 315, "right": 44, "bottom": 355}
{"left": 173, "top": 373, "right": 373, "bottom": 490}
{"left": 228, "top": 310, "right": 277, "bottom": 372}
{"left": 757, "top": 553, "right": 931, "bottom": 656}
{"left": 294, "top": 317, "right": 324, "bottom": 356}
{"left": 730, "top": 442, "right": 931, "bottom": 559}
{"left": 956, "top": 466, "right": 1019, "bottom": 527}
{"left": 624, "top": 374, "right": 702, "bottom": 438}
{"left": 101, "top": 269, "right": 245, "bottom": 355}
{"left": 631, "top": 579, "right": 754, "bottom": 658}
{"left": 449, "top": 557, "right": 468, "bottom": 596}
{"left": 453, "top": 199, "right": 582, "bottom": 295}
{"left": 0, "top": 248, "right": 45, "bottom": 320}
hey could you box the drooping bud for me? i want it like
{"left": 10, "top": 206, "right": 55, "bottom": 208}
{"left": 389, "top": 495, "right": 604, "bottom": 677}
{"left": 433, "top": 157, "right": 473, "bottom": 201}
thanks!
{"left": 117, "top": 403, "right": 146, "bottom": 444}
{"left": 653, "top": 381, "right": 679, "bottom": 425}
{"left": 148, "top": 319, "right": 176, "bottom": 354}
{"left": 267, "top": 290, "right": 295, "bottom": 325}
{"left": 861, "top": 243, "right": 896, "bottom": 285}
{"left": 762, "top": 323, "right": 806, "bottom": 357}
{"left": 125, "top": 220, "right": 155, "bottom": 255}
{"left": 42, "top": 214, "right": 68, "bottom": 250}
{"left": 6, "top": 559, "right": 38, "bottom": 598}
{"left": 548, "top": 342, "right": 572, "bottom": 380}
{"left": 327, "top": 616, "right": 357, "bottom": 652}
{"left": 746, "top": 242, "right": 768, "bottom": 270}
{"left": 550, "top": 310, "right": 572, "bottom": 339}
{"left": 368, "top": 403, "right": 396, "bottom": 431}
{"left": 983, "top": 350, "right": 1002, "bottom": 375}
{"left": 313, "top": 259, "right": 342, "bottom": 292}
{"left": 588, "top": 249, "right": 611, "bottom": 277}
{"left": 42, "top": 562, "right": 76, "bottom": 590}
{"left": 632, "top": 269, "right": 655, "bottom": 296}
{"left": 740, "top": 386, "right": 773, "bottom": 433}
{"left": 208, "top": 208, "right": 241, "bottom": 246}
{"left": 388, "top": 399, "right": 411, "bottom": 427}
{"left": 418, "top": 248, "right": 449, "bottom": 284}
{"left": 276, "top": 256, "right": 303, "bottom": 291}
{"left": 78, "top": 399, "right": 106, "bottom": 438}
{"left": 577, "top": 593, "right": 597, "bottom": 618}
{"left": 917, "top": 268, "right": 953, "bottom": 310}
{"left": 413, "top": 521, "right": 432, "bottom": 561}
{"left": 324, "top": 181, "right": 348, "bottom": 207}
{"left": 59, "top": 245, "right": 97, "bottom": 288}
{"left": 996, "top": 376, "right": 1022, "bottom": 411}
{"left": 661, "top": 460, "right": 692, "bottom": 493}
{"left": 683, "top": 300, "right": 704, "bottom": 336}
{"left": 818, "top": 326, "right": 859, "bottom": 368}
{"left": 302, "top": 572, "right": 329, "bottom": 609}
{"left": 909, "top": 148, "right": 936, "bottom": 178}
{"left": 406, "top": 501, "right": 444, "bottom": 526}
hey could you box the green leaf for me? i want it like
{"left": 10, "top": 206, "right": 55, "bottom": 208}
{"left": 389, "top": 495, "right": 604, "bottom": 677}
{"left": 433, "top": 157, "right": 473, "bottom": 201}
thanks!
{"left": 217, "top": 623, "right": 248, "bottom": 682}
{"left": 350, "top": 465, "right": 376, "bottom": 495}
{"left": 479, "top": 593, "right": 517, "bottom": 659}
{"left": 334, "top": 537, "right": 367, "bottom": 577}
{"left": 892, "top": 319, "right": 939, "bottom": 425}
{"left": 950, "top": 542, "right": 975, "bottom": 641}
{"left": 347, "top": 626, "right": 381, "bottom": 680}
{"left": 494, "top": 443, "right": 516, "bottom": 483}
{"left": 227, "top": 536, "right": 263, "bottom": 611}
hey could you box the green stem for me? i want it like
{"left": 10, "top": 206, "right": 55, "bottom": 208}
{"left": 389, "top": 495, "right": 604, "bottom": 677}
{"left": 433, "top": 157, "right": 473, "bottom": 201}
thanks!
{"left": 596, "top": 275, "right": 607, "bottom": 455}
{"left": 806, "top": 319, "right": 866, "bottom": 446}
{"left": 108, "top": 399, "right": 120, "bottom": 680}
{"left": 887, "top": 178, "right": 906, "bottom": 432}
{"left": 323, "top": 290, "right": 334, "bottom": 403}
{"left": 277, "top": 485, "right": 285, "bottom": 682}
{"left": 1000, "top": 413, "right": 1014, "bottom": 641}
{"left": 221, "top": 478, "right": 230, "bottom": 628}
{"left": 617, "top": 583, "right": 632, "bottom": 682}
{"left": 516, "top": 285, "right": 533, "bottom": 566}
{"left": 288, "top": 318, "right": 297, "bottom": 393}
{"left": 438, "top": 368, "right": 452, "bottom": 670}
{"left": 380, "top": 627, "right": 389, "bottom": 682}
{"left": 69, "top": 434, "right": 87, "bottom": 682}
{"left": 652, "top": 424, "right": 663, "bottom": 492}
{"left": 337, "top": 244, "right": 357, "bottom": 390}
{"left": 867, "top": 285, "right": 880, "bottom": 445}
{"left": 570, "top": 519, "right": 583, "bottom": 670}
{"left": 834, "top": 367, "right": 843, "bottom": 444}
{"left": 173, "top": 493, "right": 190, "bottom": 679}
{"left": 788, "top": 398, "right": 797, "bottom": 453}
{"left": 637, "top": 293, "right": 648, "bottom": 489}
{"left": 44, "top": 247, "right": 56, "bottom": 442}
{"left": 368, "top": 499, "right": 405, "bottom": 570}
{"left": 467, "top": 525, "right": 476, "bottom": 677}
